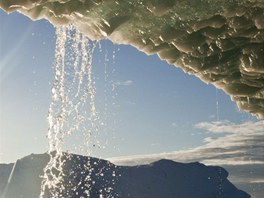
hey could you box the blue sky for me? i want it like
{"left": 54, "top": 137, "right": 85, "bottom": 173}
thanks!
{"left": 0, "top": 10, "right": 259, "bottom": 163}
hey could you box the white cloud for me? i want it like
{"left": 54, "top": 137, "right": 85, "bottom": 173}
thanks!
{"left": 113, "top": 80, "right": 134, "bottom": 86}
{"left": 108, "top": 120, "right": 264, "bottom": 190}
{"left": 250, "top": 179, "right": 264, "bottom": 184}
{"left": 112, "top": 80, "right": 134, "bottom": 91}
{"left": 171, "top": 123, "right": 178, "bottom": 127}
{"left": 126, "top": 101, "right": 136, "bottom": 105}
{"left": 108, "top": 121, "right": 264, "bottom": 167}
{"left": 151, "top": 143, "right": 160, "bottom": 146}
{"left": 195, "top": 120, "right": 264, "bottom": 134}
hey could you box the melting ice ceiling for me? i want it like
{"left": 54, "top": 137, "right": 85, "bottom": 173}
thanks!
{"left": 1, "top": 0, "right": 264, "bottom": 119}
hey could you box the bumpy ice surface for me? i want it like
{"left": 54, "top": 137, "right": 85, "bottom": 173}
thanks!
{"left": 1, "top": 0, "right": 264, "bottom": 119}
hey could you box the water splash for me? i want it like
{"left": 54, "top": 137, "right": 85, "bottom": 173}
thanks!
{"left": 39, "top": 26, "right": 68, "bottom": 198}
{"left": 39, "top": 25, "right": 103, "bottom": 197}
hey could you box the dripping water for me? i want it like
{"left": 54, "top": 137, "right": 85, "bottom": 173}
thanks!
{"left": 99, "top": 42, "right": 119, "bottom": 153}
{"left": 215, "top": 88, "right": 219, "bottom": 121}
{"left": 40, "top": 26, "right": 68, "bottom": 198}
{"left": 39, "top": 25, "right": 117, "bottom": 197}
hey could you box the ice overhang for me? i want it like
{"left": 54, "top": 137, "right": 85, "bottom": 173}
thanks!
{"left": 1, "top": 0, "right": 264, "bottom": 119}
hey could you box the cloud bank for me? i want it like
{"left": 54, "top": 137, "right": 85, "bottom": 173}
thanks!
{"left": 1, "top": 0, "right": 264, "bottom": 119}
{"left": 109, "top": 121, "right": 264, "bottom": 166}
{"left": 108, "top": 120, "right": 264, "bottom": 195}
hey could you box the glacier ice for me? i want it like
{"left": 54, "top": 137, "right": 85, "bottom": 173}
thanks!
{"left": 1, "top": 0, "right": 264, "bottom": 119}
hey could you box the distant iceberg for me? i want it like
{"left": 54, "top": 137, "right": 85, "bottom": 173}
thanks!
{"left": 0, "top": 153, "right": 250, "bottom": 198}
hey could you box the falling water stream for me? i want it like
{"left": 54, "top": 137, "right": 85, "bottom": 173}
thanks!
{"left": 39, "top": 25, "right": 111, "bottom": 197}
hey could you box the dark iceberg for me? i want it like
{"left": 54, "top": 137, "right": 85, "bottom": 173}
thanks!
{"left": 0, "top": 153, "right": 250, "bottom": 198}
